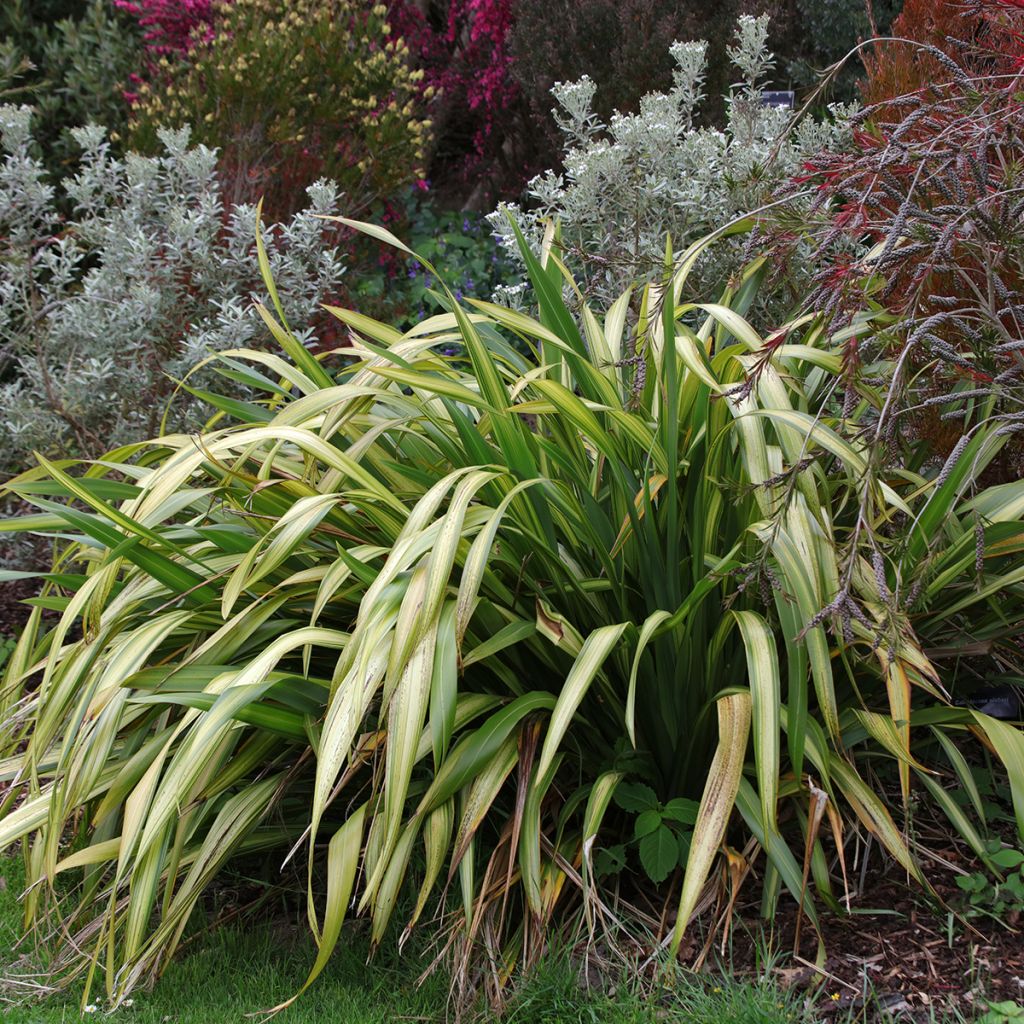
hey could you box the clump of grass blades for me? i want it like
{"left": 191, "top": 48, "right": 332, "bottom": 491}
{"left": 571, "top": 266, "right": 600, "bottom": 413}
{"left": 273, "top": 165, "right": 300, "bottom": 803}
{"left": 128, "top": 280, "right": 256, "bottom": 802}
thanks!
{"left": 0, "top": 216, "right": 1022, "bottom": 1010}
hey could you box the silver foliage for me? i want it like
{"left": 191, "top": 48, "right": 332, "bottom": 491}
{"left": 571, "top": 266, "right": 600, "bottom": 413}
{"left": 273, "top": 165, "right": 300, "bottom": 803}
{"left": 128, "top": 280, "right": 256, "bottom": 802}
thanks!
{"left": 0, "top": 107, "right": 345, "bottom": 473}
{"left": 490, "top": 16, "right": 856, "bottom": 311}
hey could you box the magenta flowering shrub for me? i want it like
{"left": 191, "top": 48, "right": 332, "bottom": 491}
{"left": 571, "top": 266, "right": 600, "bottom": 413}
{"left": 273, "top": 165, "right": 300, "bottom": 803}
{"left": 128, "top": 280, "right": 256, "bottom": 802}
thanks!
{"left": 388, "top": 0, "right": 533, "bottom": 199}
{"left": 113, "top": 0, "right": 215, "bottom": 60}
{"left": 448, "top": 0, "right": 517, "bottom": 160}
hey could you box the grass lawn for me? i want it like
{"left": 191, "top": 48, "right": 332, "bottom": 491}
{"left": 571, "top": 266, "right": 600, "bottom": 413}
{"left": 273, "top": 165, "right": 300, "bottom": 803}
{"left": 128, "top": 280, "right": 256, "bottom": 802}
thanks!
{"left": 0, "top": 855, "right": 807, "bottom": 1024}
{"left": 0, "top": 856, "right": 975, "bottom": 1023}
{"left": 3, "top": 852, "right": 447, "bottom": 1024}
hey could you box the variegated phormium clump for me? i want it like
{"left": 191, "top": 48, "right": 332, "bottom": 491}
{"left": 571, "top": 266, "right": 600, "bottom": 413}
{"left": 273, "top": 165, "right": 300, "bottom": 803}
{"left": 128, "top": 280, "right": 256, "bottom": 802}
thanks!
{"left": 3, "top": 217, "right": 1023, "bottom": 1011}
{"left": 0, "top": 106, "right": 345, "bottom": 475}
{"left": 490, "top": 15, "right": 856, "bottom": 312}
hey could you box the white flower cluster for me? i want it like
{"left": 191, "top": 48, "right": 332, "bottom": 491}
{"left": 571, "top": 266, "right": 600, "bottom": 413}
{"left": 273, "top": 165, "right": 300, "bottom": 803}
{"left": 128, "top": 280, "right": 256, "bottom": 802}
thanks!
{"left": 491, "top": 280, "right": 529, "bottom": 313}
{"left": 728, "top": 13, "right": 775, "bottom": 97}
{"left": 0, "top": 107, "right": 346, "bottom": 473}
{"left": 489, "top": 16, "right": 856, "bottom": 312}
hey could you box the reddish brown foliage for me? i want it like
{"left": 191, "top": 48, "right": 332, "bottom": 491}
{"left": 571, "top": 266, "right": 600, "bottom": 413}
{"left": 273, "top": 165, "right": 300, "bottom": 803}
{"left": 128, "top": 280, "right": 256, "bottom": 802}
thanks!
{"left": 770, "top": 1, "right": 1024, "bottom": 475}
{"left": 861, "top": 0, "right": 1024, "bottom": 104}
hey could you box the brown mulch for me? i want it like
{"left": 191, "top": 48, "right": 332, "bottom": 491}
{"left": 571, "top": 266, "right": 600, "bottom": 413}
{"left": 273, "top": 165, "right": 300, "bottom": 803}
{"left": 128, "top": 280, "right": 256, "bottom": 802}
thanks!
{"left": 1, "top": 496, "right": 51, "bottom": 640}
{"left": 713, "top": 849, "right": 1024, "bottom": 1022}
{"left": 0, "top": 576, "right": 36, "bottom": 640}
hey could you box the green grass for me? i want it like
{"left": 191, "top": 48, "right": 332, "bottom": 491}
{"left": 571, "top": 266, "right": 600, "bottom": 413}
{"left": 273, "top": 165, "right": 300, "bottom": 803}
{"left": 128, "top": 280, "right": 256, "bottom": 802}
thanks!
{"left": 0, "top": 857, "right": 449, "bottom": 1023}
{"left": 0, "top": 856, "right": 813, "bottom": 1024}
{"left": 2, "top": 856, "right": 982, "bottom": 1023}
{"left": 500, "top": 954, "right": 809, "bottom": 1024}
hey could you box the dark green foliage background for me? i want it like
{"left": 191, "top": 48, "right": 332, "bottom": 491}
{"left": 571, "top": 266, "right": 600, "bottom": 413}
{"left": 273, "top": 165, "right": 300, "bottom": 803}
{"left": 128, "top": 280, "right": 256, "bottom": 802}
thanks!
{"left": 0, "top": 0, "right": 140, "bottom": 171}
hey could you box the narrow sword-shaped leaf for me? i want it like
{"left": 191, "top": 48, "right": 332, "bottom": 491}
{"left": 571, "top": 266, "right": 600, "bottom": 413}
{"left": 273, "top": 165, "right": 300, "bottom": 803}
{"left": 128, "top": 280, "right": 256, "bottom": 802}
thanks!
{"left": 733, "top": 611, "right": 780, "bottom": 833}
{"left": 670, "top": 692, "right": 751, "bottom": 956}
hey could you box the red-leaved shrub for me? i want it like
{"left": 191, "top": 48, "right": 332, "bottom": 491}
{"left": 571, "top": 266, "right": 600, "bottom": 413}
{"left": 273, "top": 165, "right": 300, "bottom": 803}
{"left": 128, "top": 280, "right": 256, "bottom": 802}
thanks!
{"left": 773, "top": 0, "right": 1024, "bottom": 476}
{"left": 114, "top": 0, "right": 215, "bottom": 60}
{"left": 387, "top": 0, "right": 531, "bottom": 202}
{"left": 861, "top": 0, "right": 1023, "bottom": 103}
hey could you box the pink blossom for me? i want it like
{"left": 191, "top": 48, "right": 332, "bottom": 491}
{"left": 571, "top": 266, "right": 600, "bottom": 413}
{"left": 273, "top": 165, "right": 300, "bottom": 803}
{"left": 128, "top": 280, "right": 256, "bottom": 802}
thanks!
{"left": 390, "top": 0, "right": 518, "bottom": 171}
{"left": 114, "top": 0, "right": 218, "bottom": 61}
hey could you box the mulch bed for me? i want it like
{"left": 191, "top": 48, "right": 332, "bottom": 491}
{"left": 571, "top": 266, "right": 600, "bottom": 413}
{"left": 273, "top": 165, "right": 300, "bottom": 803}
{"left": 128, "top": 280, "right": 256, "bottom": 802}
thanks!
{"left": 0, "top": 576, "right": 36, "bottom": 640}
{"left": 717, "top": 851, "right": 1024, "bottom": 1021}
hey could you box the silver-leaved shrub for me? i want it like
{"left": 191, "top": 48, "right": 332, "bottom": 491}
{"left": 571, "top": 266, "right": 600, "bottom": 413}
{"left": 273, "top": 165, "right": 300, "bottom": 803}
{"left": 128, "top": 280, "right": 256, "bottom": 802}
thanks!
{"left": 490, "top": 15, "right": 856, "bottom": 311}
{"left": 0, "top": 105, "right": 345, "bottom": 474}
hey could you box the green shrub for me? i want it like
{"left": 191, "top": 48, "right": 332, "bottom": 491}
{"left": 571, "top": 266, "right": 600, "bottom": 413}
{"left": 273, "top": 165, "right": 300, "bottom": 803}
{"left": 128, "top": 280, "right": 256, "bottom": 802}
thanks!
{"left": 980, "top": 1002, "right": 1024, "bottom": 1024}
{"left": 0, "top": 219, "right": 1022, "bottom": 1009}
{"left": 785, "top": 0, "right": 903, "bottom": 98}
{"left": 0, "top": 0, "right": 141, "bottom": 171}
{"left": 127, "top": 0, "right": 433, "bottom": 215}
{"left": 342, "top": 190, "right": 521, "bottom": 330}
{"left": 956, "top": 841, "right": 1024, "bottom": 922}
